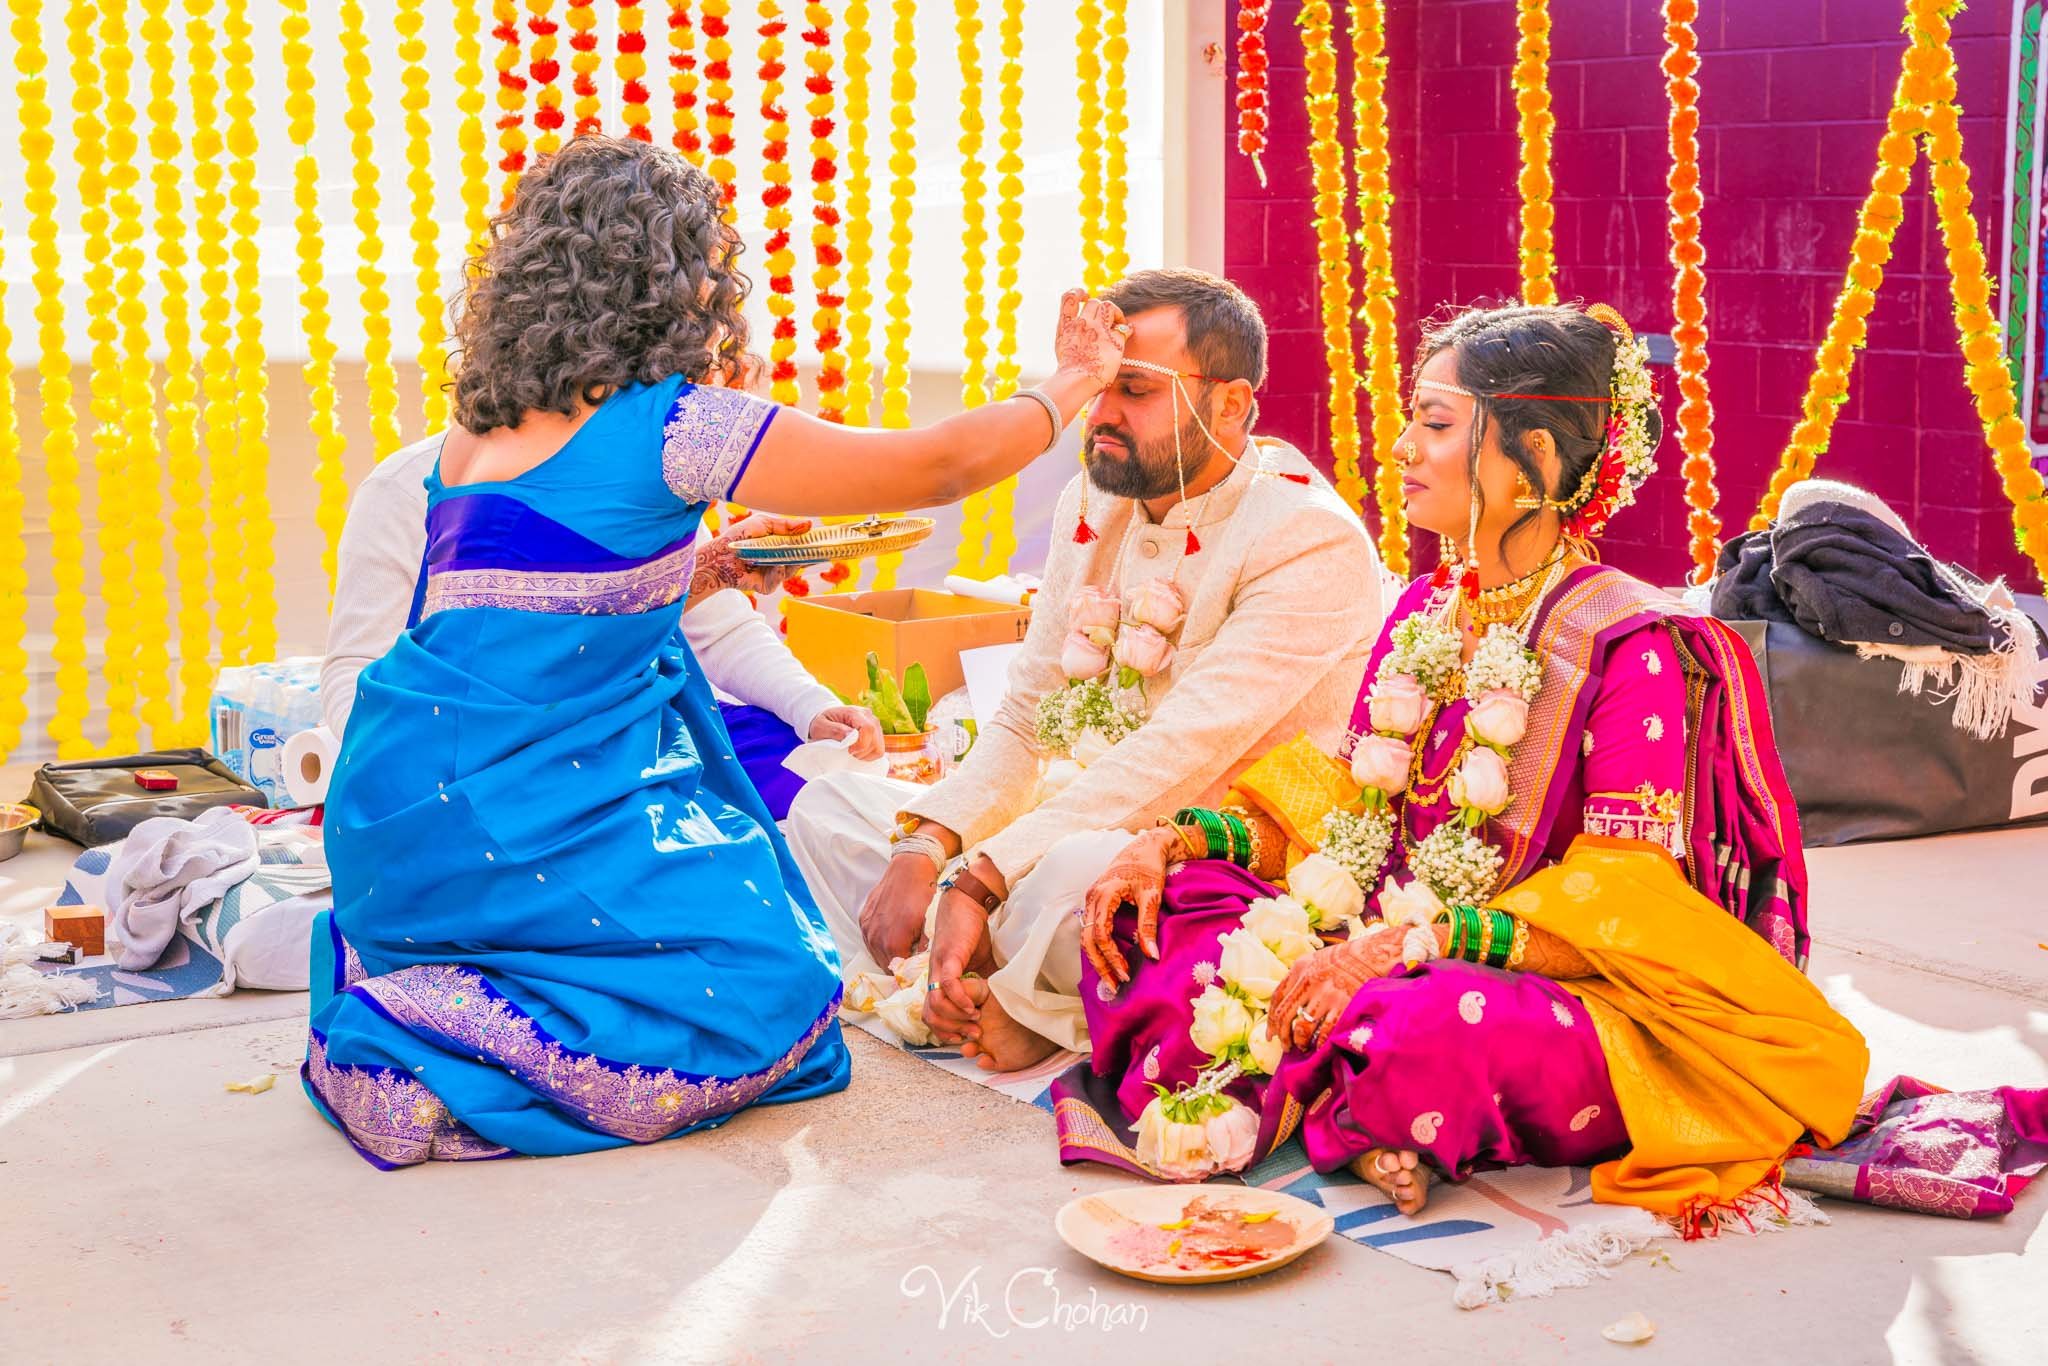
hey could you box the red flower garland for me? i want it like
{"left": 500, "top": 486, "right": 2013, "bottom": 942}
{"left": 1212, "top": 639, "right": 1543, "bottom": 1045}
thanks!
{"left": 529, "top": 3, "right": 567, "bottom": 149}
{"left": 668, "top": 1, "right": 701, "bottom": 159}
{"left": 702, "top": 2, "right": 737, "bottom": 209}
{"left": 1235, "top": 0, "right": 1271, "bottom": 185}
{"left": 617, "top": 2, "right": 652, "bottom": 141}
{"left": 494, "top": 4, "right": 527, "bottom": 191}
{"left": 760, "top": 5, "right": 800, "bottom": 398}
{"left": 569, "top": 1, "right": 603, "bottom": 137}
{"left": 803, "top": 6, "right": 846, "bottom": 420}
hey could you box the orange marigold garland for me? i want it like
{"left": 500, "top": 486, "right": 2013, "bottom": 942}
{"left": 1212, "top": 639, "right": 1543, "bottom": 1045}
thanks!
{"left": 529, "top": 0, "right": 566, "bottom": 156}
{"left": 840, "top": 0, "right": 876, "bottom": 426}
{"left": 951, "top": 0, "right": 993, "bottom": 576}
{"left": 494, "top": 2, "right": 528, "bottom": 205}
{"left": 1350, "top": 0, "right": 1405, "bottom": 572}
{"left": 759, "top": 1, "right": 800, "bottom": 406}
{"left": 803, "top": 5, "right": 847, "bottom": 423}
{"left": 1100, "top": 0, "right": 1130, "bottom": 281}
{"left": 1299, "top": 0, "right": 1365, "bottom": 513}
{"left": 1235, "top": 1, "right": 1271, "bottom": 186}
{"left": 1075, "top": 0, "right": 1108, "bottom": 294}
{"left": 1663, "top": 0, "right": 1720, "bottom": 581}
{"left": 981, "top": 0, "right": 1026, "bottom": 576}
{"left": 455, "top": 0, "right": 494, "bottom": 258}
{"left": 1914, "top": 0, "right": 2048, "bottom": 580}
{"left": 618, "top": 1, "right": 653, "bottom": 140}
{"left": 1513, "top": 0, "right": 1558, "bottom": 306}
{"left": 569, "top": 1, "right": 602, "bottom": 137}
{"left": 702, "top": 0, "right": 738, "bottom": 211}
{"left": 871, "top": 0, "right": 917, "bottom": 588}
{"left": 668, "top": 1, "right": 701, "bottom": 161}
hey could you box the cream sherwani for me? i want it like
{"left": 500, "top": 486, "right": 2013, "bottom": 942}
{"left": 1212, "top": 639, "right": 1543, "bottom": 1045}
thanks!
{"left": 786, "top": 436, "right": 1384, "bottom": 1051}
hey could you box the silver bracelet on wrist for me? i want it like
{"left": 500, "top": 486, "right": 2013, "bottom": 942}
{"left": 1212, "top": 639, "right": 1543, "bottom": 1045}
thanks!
{"left": 891, "top": 831, "right": 948, "bottom": 875}
{"left": 1014, "top": 387, "right": 1067, "bottom": 453}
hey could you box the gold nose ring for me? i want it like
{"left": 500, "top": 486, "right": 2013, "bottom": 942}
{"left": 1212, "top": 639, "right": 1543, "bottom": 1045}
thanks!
{"left": 1400, "top": 440, "right": 1420, "bottom": 465}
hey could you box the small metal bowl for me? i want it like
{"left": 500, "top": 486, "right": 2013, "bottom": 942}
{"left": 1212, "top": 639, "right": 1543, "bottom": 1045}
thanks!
{"left": 0, "top": 803, "right": 38, "bottom": 862}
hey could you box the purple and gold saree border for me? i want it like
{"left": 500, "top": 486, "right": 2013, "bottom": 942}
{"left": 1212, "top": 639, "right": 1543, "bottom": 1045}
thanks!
{"left": 420, "top": 536, "right": 697, "bottom": 620}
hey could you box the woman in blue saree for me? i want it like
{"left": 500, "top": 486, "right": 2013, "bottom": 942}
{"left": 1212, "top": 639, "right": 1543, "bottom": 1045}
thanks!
{"left": 304, "top": 135, "right": 1130, "bottom": 1166}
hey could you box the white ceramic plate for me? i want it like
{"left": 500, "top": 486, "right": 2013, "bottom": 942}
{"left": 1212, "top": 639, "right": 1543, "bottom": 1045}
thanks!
{"left": 1055, "top": 1185, "right": 1335, "bottom": 1285}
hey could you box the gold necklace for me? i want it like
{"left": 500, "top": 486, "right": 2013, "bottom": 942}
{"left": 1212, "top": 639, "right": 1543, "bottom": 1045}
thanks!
{"left": 1464, "top": 544, "right": 1573, "bottom": 630}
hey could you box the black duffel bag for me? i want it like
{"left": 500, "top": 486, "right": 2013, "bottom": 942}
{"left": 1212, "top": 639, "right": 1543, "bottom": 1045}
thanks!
{"left": 25, "top": 748, "right": 267, "bottom": 848}
{"left": 1727, "top": 598, "right": 2048, "bottom": 846}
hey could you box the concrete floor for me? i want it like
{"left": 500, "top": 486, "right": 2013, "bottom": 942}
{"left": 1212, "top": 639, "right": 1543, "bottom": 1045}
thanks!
{"left": 2, "top": 792, "right": 2045, "bottom": 1365}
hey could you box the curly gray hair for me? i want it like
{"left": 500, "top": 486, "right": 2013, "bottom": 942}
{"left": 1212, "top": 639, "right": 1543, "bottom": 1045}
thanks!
{"left": 448, "top": 135, "right": 752, "bottom": 434}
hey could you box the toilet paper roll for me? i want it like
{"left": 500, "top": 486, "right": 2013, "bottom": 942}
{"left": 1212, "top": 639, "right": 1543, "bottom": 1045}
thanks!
{"left": 282, "top": 726, "right": 341, "bottom": 808}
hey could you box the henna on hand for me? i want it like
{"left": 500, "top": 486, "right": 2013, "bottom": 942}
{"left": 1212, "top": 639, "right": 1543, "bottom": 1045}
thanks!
{"left": 688, "top": 537, "right": 750, "bottom": 601}
{"left": 1051, "top": 287, "right": 1130, "bottom": 389}
{"left": 1510, "top": 923, "right": 1594, "bottom": 979}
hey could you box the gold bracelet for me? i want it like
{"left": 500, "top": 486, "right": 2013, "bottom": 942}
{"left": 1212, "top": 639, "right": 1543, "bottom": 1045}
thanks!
{"left": 1505, "top": 916, "right": 1530, "bottom": 971}
{"left": 1222, "top": 804, "right": 1267, "bottom": 876}
{"left": 1155, "top": 817, "right": 1203, "bottom": 864}
{"left": 1476, "top": 910, "right": 1496, "bottom": 964}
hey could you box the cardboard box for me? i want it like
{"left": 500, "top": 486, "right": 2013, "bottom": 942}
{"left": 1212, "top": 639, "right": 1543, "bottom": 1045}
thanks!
{"left": 45, "top": 904, "right": 106, "bottom": 957}
{"left": 783, "top": 589, "right": 1032, "bottom": 703}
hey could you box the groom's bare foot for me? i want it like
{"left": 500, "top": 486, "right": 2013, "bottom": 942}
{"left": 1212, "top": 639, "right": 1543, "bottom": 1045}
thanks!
{"left": 1349, "top": 1147, "right": 1432, "bottom": 1216}
{"left": 956, "top": 979, "right": 1060, "bottom": 1073}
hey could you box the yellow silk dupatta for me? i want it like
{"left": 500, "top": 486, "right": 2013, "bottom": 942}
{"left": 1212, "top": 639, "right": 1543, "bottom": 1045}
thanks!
{"left": 1226, "top": 733, "right": 1360, "bottom": 873}
{"left": 1495, "top": 837, "right": 1868, "bottom": 1222}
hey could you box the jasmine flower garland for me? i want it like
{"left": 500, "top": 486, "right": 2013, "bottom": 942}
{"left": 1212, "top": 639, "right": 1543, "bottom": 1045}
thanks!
{"left": 1317, "top": 807, "right": 1394, "bottom": 894}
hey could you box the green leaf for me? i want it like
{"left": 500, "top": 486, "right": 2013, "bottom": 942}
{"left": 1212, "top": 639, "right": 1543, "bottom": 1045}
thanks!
{"left": 1117, "top": 664, "right": 1142, "bottom": 691}
{"left": 903, "top": 662, "right": 932, "bottom": 732}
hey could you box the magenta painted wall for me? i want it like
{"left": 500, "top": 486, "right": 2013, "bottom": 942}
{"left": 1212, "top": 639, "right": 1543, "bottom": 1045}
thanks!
{"left": 1223, "top": 0, "right": 2035, "bottom": 588}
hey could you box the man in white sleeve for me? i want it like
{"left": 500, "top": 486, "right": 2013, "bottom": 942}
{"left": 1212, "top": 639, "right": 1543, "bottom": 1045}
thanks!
{"left": 785, "top": 268, "right": 1385, "bottom": 1070}
{"left": 322, "top": 429, "right": 883, "bottom": 820}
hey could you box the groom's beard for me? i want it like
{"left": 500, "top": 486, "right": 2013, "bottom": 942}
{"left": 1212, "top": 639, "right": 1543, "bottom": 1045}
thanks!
{"left": 1083, "top": 413, "right": 1214, "bottom": 500}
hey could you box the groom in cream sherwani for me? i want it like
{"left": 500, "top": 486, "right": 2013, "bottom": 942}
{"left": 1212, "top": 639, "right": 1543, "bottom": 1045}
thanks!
{"left": 787, "top": 268, "right": 1386, "bottom": 1072}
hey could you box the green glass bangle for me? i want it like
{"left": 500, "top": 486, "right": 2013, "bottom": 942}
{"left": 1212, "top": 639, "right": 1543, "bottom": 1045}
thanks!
{"left": 1182, "top": 808, "right": 1228, "bottom": 861}
{"left": 1458, "top": 904, "right": 1486, "bottom": 963}
{"left": 1486, "top": 911, "right": 1514, "bottom": 968}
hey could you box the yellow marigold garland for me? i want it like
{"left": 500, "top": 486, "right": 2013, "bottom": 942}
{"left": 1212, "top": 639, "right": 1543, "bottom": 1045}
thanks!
{"left": 530, "top": 0, "right": 567, "bottom": 157}
{"left": 340, "top": 0, "right": 402, "bottom": 461}
{"left": 951, "top": 0, "right": 994, "bottom": 578}
{"left": 1350, "top": 0, "right": 1406, "bottom": 573}
{"left": 1663, "top": 0, "right": 1720, "bottom": 581}
{"left": 185, "top": 0, "right": 244, "bottom": 689}
{"left": 9, "top": 3, "right": 69, "bottom": 757}
{"left": 619, "top": 1, "right": 654, "bottom": 140}
{"left": 569, "top": 1, "right": 602, "bottom": 137}
{"left": 0, "top": 231, "right": 25, "bottom": 761}
{"left": 223, "top": 0, "right": 276, "bottom": 664}
{"left": 871, "top": 0, "right": 918, "bottom": 591}
{"left": 66, "top": 1, "right": 131, "bottom": 749}
{"left": 803, "top": 5, "right": 847, "bottom": 423}
{"left": 702, "top": 0, "right": 738, "bottom": 211}
{"left": 495, "top": 1, "right": 529, "bottom": 206}
{"left": 1915, "top": 0, "right": 2048, "bottom": 580}
{"left": 1075, "top": 0, "right": 1108, "bottom": 293}
{"left": 397, "top": 0, "right": 449, "bottom": 431}
{"left": 1513, "top": 0, "right": 1558, "bottom": 306}
{"left": 980, "top": 0, "right": 1027, "bottom": 577}
{"left": 145, "top": 0, "right": 212, "bottom": 741}
{"left": 1300, "top": 0, "right": 1365, "bottom": 514}
{"left": 455, "top": 0, "right": 495, "bottom": 255}
{"left": 840, "top": 0, "right": 876, "bottom": 427}
{"left": 668, "top": 1, "right": 703, "bottom": 162}
{"left": 1100, "top": 0, "right": 1130, "bottom": 282}
{"left": 282, "top": 0, "right": 350, "bottom": 600}
{"left": 759, "top": 1, "right": 800, "bottom": 406}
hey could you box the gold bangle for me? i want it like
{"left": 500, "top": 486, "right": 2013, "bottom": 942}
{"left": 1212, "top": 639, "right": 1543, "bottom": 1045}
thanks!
{"left": 1222, "top": 804, "right": 1267, "bottom": 876}
{"left": 1476, "top": 910, "right": 1496, "bottom": 964}
{"left": 1155, "top": 818, "right": 1202, "bottom": 864}
{"left": 1506, "top": 916, "right": 1530, "bottom": 971}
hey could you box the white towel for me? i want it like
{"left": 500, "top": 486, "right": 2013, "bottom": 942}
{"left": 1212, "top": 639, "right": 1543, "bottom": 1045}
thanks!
{"left": 104, "top": 806, "right": 260, "bottom": 970}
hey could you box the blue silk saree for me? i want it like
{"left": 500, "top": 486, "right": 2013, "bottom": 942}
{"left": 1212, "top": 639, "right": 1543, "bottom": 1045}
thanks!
{"left": 304, "top": 378, "right": 850, "bottom": 1167}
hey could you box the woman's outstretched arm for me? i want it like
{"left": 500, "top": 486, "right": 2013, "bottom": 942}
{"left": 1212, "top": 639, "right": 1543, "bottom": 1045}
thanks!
{"left": 729, "top": 289, "right": 1127, "bottom": 516}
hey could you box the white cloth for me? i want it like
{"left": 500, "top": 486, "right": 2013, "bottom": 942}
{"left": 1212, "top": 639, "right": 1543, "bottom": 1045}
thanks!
{"left": 104, "top": 807, "right": 260, "bottom": 970}
{"left": 321, "top": 433, "right": 839, "bottom": 740}
{"left": 785, "top": 771, "right": 1127, "bottom": 1052}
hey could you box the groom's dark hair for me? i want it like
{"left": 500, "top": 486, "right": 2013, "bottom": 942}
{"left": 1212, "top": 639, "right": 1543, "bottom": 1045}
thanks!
{"left": 1103, "top": 268, "right": 1268, "bottom": 396}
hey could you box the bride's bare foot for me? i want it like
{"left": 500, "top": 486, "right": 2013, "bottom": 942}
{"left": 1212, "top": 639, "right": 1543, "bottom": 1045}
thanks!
{"left": 1350, "top": 1147, "right": 1432, "bottom": 1216}
{"left": 955, "top": 978, "right": 1059, "bottom": 1073}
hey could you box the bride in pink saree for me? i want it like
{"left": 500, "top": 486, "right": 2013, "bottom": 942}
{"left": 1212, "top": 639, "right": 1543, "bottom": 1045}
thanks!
{"left": 1048, "top": 302, "right": 2048, "bottom": 1229}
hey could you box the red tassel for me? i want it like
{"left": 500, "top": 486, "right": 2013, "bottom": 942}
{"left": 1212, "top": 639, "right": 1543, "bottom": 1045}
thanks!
{"left": 1429, "top": 562, "right": 1450, "bottom": 589}
{"left": 1459, "top": 568, "right": 1480, "bottom": 601}
{"left": 1185, "top": 528, "right": 1202, "bottom": 556}
{"left": 1278, "top": 471, "right": 1311, "bottom": 484}
{"left": 1074, "top": 519, "right": 1099, "bottom": 545}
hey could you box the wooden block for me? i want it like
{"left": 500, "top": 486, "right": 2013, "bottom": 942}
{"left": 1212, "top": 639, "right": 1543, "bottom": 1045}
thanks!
{"left": 44, "top": 904, "right": 105, "bottom": 957}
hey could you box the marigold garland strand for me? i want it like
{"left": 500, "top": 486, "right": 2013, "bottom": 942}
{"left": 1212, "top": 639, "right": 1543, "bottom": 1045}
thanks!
{"left": 1350, "top": 0, "right": 1406, "bottom": 572}
{"left": 1912, "top": 0, "right": 2048, "bottom": 580}
{"left": 0, "top": 232, "right": 26, "bottom": 761}
{"left": 951, "top": 0, "right": 994, "bottom": 577}
{"left": 282, "top": 0, "right": 350, "bottom": 600}
{"left": 185, "top": 0, "right": 245, "bottom": 693}
{"left": 1513, "top": 0, "right": 1558, "bottom": 305}
{"left": 840, "top": 0, "right": 876, "bottom": 427}
{"left": 803, "top": 5, "right": 847, "bottom": 424}
{"left": 67, "top": 1, "right": 133, "bottom": 749}
{"left": 702, "top": 0, "right": 738, "bottom": 211}
{"left": 530, "top": 0, "right": 567, "bottom": 157}
{"left": 1075, "top": 0, "right": 1108, "bottom": 293}
{"left": 668, "top": 2, "right": 703, "bottom": 161}
{"left": 495, "top": 1, "right": 529, "bottom": 205}
{"left": 398, "top": 0, "right": 449, "bottom": 432}
{"left": 99, "top": 0, "right": 175, "bottom": 745}
{"left": 980, "top": 0, "right": 1027, "bottom": 577}
{"left": 1300, "top": 0, "right": 1365, "bottom": 514}
{"left": 455, "top": 0, "right": 495, "bottom": 255}
{"left": 569, "top": 1, "right": 602, "bottom": 137}
{"left": 147, "top": 0, "right": 211, "bottom": 739}
{"left": 618, "top": 1, "right": 654, "bottom": 140}
{"left": 1663, "top": 0, "right": 1720, "bottom": 581}
{"left": 1100, "top": 0, "right": 1130, "bottom": 281}
{"left": 338, "top": 0, "right": 402, "bottom": 462}
{"left": 1234, "top": 1, "right": 1271, "bottom": 185}
{"left": 223, "top": 0, "right": 277, "bottom": 664}
{"left": 8, "top": 2, "right": 75, "bottom": 755}
{"left": 872, "top": 0, "right": 918, "bottom": 590}
{"left": 759, "top": 2, "right": 800, "bottom": 406}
